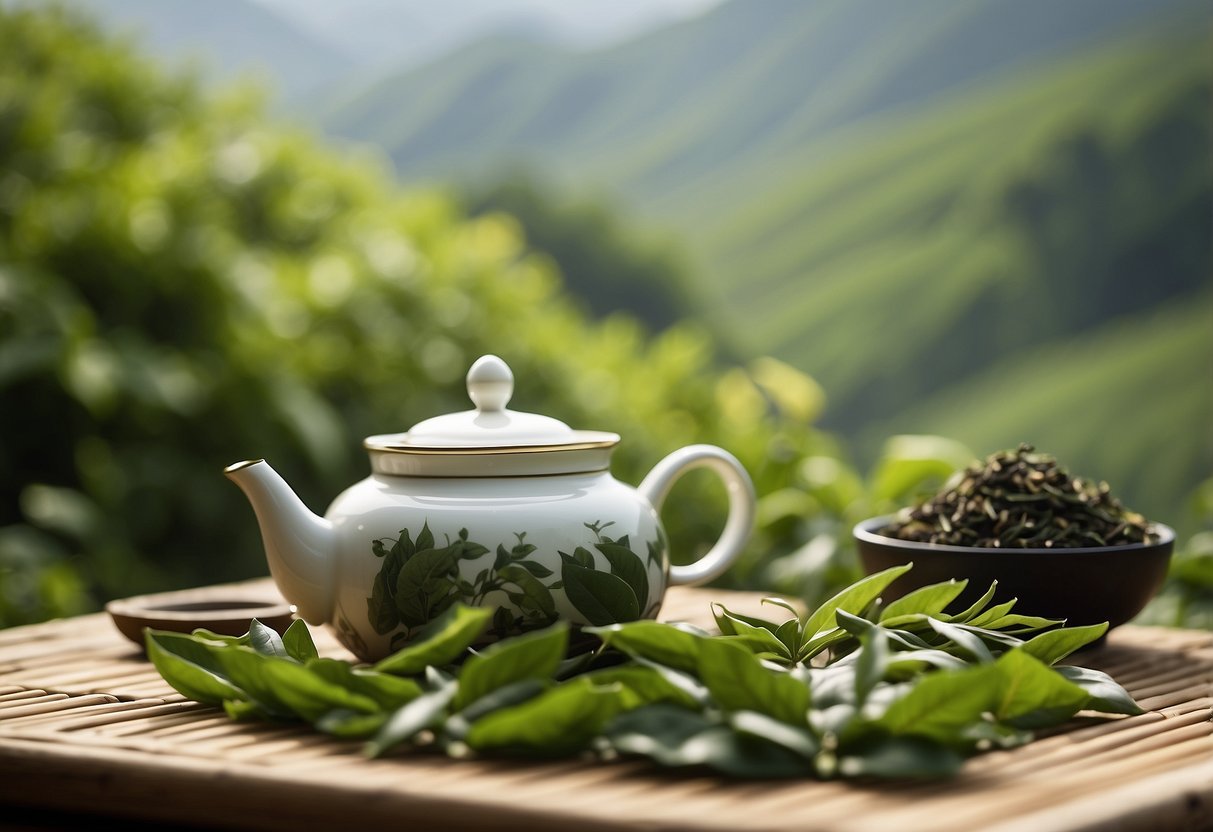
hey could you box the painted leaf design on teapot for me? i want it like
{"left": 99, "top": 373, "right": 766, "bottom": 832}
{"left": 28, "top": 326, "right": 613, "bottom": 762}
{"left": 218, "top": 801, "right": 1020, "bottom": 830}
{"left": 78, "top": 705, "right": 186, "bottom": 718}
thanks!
{"left": 365, "top": 520, "right": 661, "bottom": 650}
{"left": 557, "top": 521, "right": 662, "bottom": 625}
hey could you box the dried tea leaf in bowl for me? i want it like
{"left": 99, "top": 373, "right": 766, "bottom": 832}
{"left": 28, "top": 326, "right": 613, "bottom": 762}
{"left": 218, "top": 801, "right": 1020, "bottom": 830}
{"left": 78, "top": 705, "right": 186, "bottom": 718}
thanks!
{"left": 880, "top": 444, "right": 1155, "bottom": 549}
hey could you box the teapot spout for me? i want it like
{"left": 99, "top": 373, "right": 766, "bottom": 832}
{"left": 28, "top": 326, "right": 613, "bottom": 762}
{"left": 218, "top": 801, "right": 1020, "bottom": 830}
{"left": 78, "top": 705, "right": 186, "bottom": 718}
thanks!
{"left": 224, "top": 459, "right": 336, "bottom": 625}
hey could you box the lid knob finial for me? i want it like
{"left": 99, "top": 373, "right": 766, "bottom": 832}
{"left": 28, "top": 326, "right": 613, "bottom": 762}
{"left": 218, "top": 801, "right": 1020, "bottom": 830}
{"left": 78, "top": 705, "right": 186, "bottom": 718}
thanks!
{"left": 466, "top": 355, "right": 514, "bottom": 412}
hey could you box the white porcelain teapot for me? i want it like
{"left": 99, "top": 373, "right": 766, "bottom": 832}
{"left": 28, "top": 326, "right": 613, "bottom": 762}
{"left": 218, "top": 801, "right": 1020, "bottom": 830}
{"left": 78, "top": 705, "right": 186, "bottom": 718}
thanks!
{"left": 225, "top": 355, "right": 756, "bottom": 660}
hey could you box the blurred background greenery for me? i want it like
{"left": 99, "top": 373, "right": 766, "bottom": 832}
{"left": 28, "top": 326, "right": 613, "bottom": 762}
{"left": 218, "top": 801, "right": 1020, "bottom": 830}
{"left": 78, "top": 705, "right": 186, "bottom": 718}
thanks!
{"left": 1, "top": 2, "right": 1209, "bottom": 629}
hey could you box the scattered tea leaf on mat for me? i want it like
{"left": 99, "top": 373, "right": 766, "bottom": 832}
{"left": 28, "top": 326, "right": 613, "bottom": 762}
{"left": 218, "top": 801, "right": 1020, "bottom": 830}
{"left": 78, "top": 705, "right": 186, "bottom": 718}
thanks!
{"left": 373, "top": 603, "right": 493, "bottom": 676}
{"left": 147, "top": 564, "right": 1145, "bottom": 780}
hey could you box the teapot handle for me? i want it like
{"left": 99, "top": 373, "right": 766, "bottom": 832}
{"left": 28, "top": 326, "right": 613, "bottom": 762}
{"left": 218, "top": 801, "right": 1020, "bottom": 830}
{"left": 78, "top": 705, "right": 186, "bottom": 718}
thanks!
{"left": 638, "top": 444, "right": 756, "bottom": 587}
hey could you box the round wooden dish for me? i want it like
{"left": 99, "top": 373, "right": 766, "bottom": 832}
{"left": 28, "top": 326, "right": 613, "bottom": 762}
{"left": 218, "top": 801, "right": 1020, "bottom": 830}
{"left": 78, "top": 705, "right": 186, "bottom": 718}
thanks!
{"left": 107, "top": 587, "right": 296, "bottom": 647}
{"left": 853, "top": 516, "right": 1175, "bottom": 631}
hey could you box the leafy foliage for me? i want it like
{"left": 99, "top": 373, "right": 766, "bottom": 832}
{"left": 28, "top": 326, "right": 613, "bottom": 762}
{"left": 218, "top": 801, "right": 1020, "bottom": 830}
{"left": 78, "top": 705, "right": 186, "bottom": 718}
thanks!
{"left": 149, "top": 566, "right": 1142, "bottom": 779}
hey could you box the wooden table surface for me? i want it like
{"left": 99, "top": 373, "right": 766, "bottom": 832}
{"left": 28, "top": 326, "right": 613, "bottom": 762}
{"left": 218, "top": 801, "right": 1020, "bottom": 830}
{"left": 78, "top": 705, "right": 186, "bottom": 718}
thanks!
{"left": 0, "top": 580, "right": 1210, "bottom": 832}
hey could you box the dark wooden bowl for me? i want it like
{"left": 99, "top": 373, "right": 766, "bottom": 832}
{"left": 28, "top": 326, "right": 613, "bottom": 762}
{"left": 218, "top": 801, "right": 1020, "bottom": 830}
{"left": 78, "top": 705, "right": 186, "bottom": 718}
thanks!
{"left": 853, "top": 516, "right": 1174, "bottom": 630}
{"left": 107, "top": 586, "right": 295, "bottom": 647}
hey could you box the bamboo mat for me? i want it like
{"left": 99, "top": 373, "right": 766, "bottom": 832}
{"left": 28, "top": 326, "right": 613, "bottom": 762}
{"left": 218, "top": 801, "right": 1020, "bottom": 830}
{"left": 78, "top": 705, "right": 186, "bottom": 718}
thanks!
{"left": 0, "top": 580, "right": 1209, "bottom": 832}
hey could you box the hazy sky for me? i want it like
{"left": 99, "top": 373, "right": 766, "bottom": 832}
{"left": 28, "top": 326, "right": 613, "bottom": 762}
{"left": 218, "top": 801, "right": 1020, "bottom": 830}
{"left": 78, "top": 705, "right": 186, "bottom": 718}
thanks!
{"left": 252, "top": 0, "right": 723, "bottom": 67}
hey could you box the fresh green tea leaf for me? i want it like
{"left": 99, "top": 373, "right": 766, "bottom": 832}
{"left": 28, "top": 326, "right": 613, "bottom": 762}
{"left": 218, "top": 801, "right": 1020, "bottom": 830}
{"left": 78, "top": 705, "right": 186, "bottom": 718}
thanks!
{"left": 857, "top": 679, "right": 915, "bottom": 724}
{"left": 711, "top": 604, "right": 787, "bottom": 635}
{"left": 605, "top": 704, "right": 714, "bottom": 762}
{"left": 775, "top": 618, "right": 802, "bottom": 656}
{"left": 608, "top": 705, "right": 813, "bottom": 778}
{"left": 980, "top": 613, "right": 1064, "bottom": 633}
{"left": 883, "top": 649, "right": 968, "bottom": 678}
{"left": 854, "top": 631, "right": 889, "bottom": 705}
{"left": 1021, "top": 623, "right": 1108, "bottom": 665}
{"left": 307, "top": 658, "right": 423, "bottom": 710}
{"left": 875, "top": 613, "right": 933, "bottom": 630}
{"left": 834, "top": 611, "right": 930, "bottom": 655}
{"left": 260, "top": 659, "right": 381, "bottom": 721}
{"left": 145, "top": 630, "right": 247, "bottom": 706}
{"left": 587, "top": 620, "right": 705, "bottom": 674}
{"left": 223, "top": 698, "right": 268, "bottom": 721}
{"left": 1055, "top": 666, "right": 1145, "bottom": 715}
{"left": 878, "top": 663, "right": 998, "bottom": 743}
{"left": 374, "top": 604, "right": 494, "bottom": 676}
{"left": 282, "top": 619, "right": 319, "bottom": 662}
{"left": 553, "top": 650, "right": 599, "bottom": 680}
{"left": 456, "top": 679, "right": 549, "bottom": 724}
{"left": 316, "top": 708, "right": 389, "bottom": 739}
{"left": 729, "top": 710, "right": 819, "bottom": 760}
{"left": 966, "top": 599, "right": 1019, "bottom": 628}
{"left": 990, "top": 649, "right": 1089, "bottom": 727}
{"left": 837, "top": 737, "right": 964, "bottom": 779}
{"left": 809, "top": 702, "right": 858, "bottom": 739}
{"left": 834, "top": 608, "right": 877, "bottom": 637}
{"left": 454, "top": 622, "right": 568, "bottom": 709}
{"left": 960, "top": 719, "right": 1033, "bottom": 750}
{"left": 950, "top": 622, "right": 1025, "bottom": 650}
{"left": 697, "top": 638, "right": 809, "bottom": 726}
{"left": 761, "top": 597, "right": 802, "bottom": 619}
{"left": 927, "top": 617, "right": 994, "bottom": 663}
{"left": 190, "top": 629, "right": 251, "bottom": 646}
{"left": 583, "top": 665, "right": 705, "bottom": 710}
{"left": 949, "top": 581, "right": 999, "bottom": 623}
{"left": 802, "top": 564, "right": 913, "bottom": 640}
{"left": 248, "top": 619, "right": 290, "bottom": 659}
{"left": 210, "top": 647, "right": 297, "bottom": 717}
{"left": 466, "top": 677, "right": 629, "bottom": 755}
{"left": 879, "top": 580, "right": 968, "bottom": 622}
{"left": 713, "top": 609, "right": 793, "bottom": 660}
{"left": 444, "top": 678, "right": 549, "bottom": 741}
{"left": 797, "top": 626, "right": 852, "bottom": 663}
{"left": 366, "top": 676, "right": 458, "bottom": 757}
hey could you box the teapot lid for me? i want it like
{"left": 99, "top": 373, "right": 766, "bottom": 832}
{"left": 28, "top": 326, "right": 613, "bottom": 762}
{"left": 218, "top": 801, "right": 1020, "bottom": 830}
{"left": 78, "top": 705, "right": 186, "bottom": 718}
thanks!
{"left": 363, "top": 355, "right": 619, "bottom": 477}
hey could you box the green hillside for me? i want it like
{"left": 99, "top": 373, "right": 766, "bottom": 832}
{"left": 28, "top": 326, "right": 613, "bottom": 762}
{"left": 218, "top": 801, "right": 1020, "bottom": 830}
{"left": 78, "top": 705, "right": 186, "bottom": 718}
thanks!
{"left": 694, "top": 37, "right": 1210, "bottom": 418}
{"left": 318, "top": 0, "right": 1207, "bottom": 194}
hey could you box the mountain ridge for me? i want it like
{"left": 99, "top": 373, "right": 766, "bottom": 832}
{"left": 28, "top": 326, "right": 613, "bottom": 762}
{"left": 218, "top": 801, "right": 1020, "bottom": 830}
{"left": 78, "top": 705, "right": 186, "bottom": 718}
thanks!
{"left": 317, "top": 0, "right": 1207, "bottom": 195}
